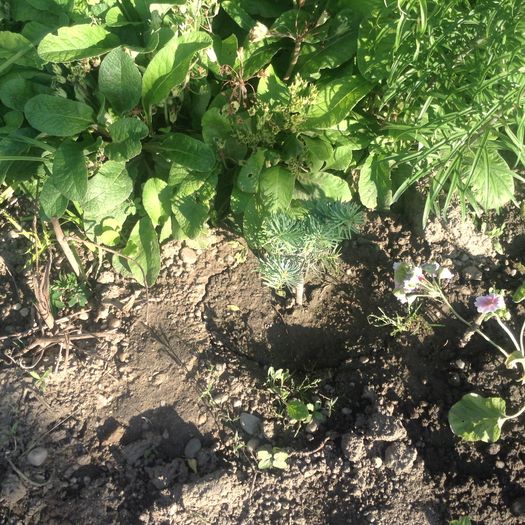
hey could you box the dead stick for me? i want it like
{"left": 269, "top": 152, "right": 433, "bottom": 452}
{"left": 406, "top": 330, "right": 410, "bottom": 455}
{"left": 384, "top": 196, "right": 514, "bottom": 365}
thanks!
{"left": 50, "top": 218, "right": 86, "bottom": 280}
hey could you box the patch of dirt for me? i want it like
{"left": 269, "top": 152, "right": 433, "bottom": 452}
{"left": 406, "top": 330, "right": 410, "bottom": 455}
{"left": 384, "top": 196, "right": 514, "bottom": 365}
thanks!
{"left": 1, "top": 204, "right": 525, "bottom": 525}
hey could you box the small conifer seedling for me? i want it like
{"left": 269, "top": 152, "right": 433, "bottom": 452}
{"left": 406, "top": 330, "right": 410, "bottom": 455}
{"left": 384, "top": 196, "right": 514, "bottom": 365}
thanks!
{"left": 256, "top": 201, "right": 364, "bottom": 305}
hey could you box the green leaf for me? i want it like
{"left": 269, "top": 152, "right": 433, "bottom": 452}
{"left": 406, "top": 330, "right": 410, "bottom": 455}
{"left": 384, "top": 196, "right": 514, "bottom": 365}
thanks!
{"left": 153, "top": 133, "right": 215, "bottom": 171}
{"left": 270, "top": 9, "right": 313, "bottom": 38}
{"left": 0, "top": 31, "right": 41, "bottom": 71}
{"left": 222, "top": 0, "right": 256, "bottom": 31}
{"left": 256, "top": 448, "right": 273, "bottom": 470}
{"left": 106, "top": 117, "right": 148, "bottom": 161}
{"left": 24, "top": 94, "right": 94, "bottom": 136}
{"left": 50, "top": 139, "right": 87, "bottom": 201}
{"left": 467, "top": 148, "right": 515, "bottom": 210}
{"left": 325, "top": 143, "right": 355, "bottom": 171}
{"left": 271, "top": 450, "right": 289, "bottom": 470}
{"left": 0, "top": 77, "right": 35, "bottom": 111}
{"left": 448, "top": 393, "right": 507, "bottom": 443}
{"left": 113, "top": 217, "right": 160, "bottom": 286}
{"left": 357, "top": 8, "right": 396, "bottom": 82}
{"left": 259, "top": 166, "right": 295, "bottom": 212}
{"left": 81, "top": 161, "right": 132, "bottom": 218}
{"left": 257, "top": 65, "right": 290, "bottom": 107}
{"left": 358, "top": 152, "right": 391, "bottom": 209}
{"left": 297, "top": 172, "right": 352, "bottom": 201}
{"left": 237, "top": 149, "right": 265, "bottom": 193}
{"left": 98, "top": 47, "right": 142, "bottom": 114}
{"left": 303, "top": 74, "right": 372, "bottom": 129}
{"left": 142, "top": 31, "right": 212, "bottom": 108}
{"left": 513, "top": 281, "right": 525, "bottom": 303}
{"left": 40, "top": 178, "right": 68, "bottom": 218}
{"left": 286, "top": 399, "right": 310, "bottom": 421}
{"left": 38, "top": 24, "right": 119, "bottom": 62}
{"left": 172, "top": 195, "right": 210, "bottom": 239}
{"left": 295, "top": 15, "right": 359, "bottom": 78}
{"left": 143, "top": 178, "right": 171, "bottom": 227}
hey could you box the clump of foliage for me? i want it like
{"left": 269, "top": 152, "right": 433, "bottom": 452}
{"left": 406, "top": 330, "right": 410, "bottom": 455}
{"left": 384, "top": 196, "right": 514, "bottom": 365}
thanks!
{"left": 50, "top": 272, "right": 89, "bottom": 312}
{"left": 256, "top": 201, "right": 363, "bottom": 304}
{"left": 1, "top": 0, "right": 523, "bottom": 290}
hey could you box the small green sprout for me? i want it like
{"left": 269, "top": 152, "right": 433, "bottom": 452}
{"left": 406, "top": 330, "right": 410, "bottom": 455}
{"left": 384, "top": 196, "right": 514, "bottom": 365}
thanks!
{"left": 256, "top": 446, "right": 289, "bottom": 470}
{"left": 50, "top": 273, "right": 89, "bottom": 312}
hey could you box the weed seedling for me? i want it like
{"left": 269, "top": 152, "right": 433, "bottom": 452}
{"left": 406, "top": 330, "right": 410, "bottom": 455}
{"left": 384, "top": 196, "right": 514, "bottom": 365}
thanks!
{"left": 256, "top": 445, "right": 289, "bottom": 470}
{"left": 50, "top": 273, "right": 89, "bottom": 313}
{"left": 29, "top": 369, "right": 52, "bottom": 393}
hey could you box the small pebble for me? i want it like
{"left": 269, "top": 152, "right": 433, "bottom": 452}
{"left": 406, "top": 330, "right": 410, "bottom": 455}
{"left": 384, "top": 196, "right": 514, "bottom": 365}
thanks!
{"left": 13, "top": 303, "right": 22, "bottom": 311}
{"left": 511, "top": 496, "right": 525, "bottom": 516}
{"left": 240, "top": 412, "right": 261, "bottom": 436}
{"left": 454, "top": 359, "right": 466, "bottom": 370}
{"left": 305, "top": 420, "right": 318, "bottom": 433}
{"left": 184, "top": 437, "right": 202, "bottom": 459}
{"left": 373, "top": 457, "right": 383, "bottom": 468}
{"left": 180, "top": 247, "right": 198, "bottom": 265}
{"left": 495, "top": 460, "right": 505, "bottom": 469}
{"left": 27, "top": 447, "right": 48, "bottom": 467}
{"left": 19, "top": 307, "right": 29, "bottom": 317}
{"left": 341, "top": 407, "right": 352, "bottom": 415}
{"left": 232, "top": 398, "right": 242, "bottom": 408}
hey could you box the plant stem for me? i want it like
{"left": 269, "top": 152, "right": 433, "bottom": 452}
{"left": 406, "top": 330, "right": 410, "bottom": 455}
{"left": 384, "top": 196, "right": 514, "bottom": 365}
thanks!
{"left": 507, "top": 404, "right": 525, "bottom": 419}
{"left": 495, "top": 317, "right": 522, "bottom": 355}
{"left": 284, "top": 37, "right": 303, "bottom": 81}
{"left": 50, "top": 218, "right": 86, "bottom": 281}
{"left": 295, "top": 279, "right": 304, "bottom": 306}
{"left": 435, "top": 287, "right": 510, "bottom": 358}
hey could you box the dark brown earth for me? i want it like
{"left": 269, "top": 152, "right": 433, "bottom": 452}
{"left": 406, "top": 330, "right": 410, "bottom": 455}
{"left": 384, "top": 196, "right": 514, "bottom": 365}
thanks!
{"left": 1, "top": 198, "right": 525, "bottom": 525}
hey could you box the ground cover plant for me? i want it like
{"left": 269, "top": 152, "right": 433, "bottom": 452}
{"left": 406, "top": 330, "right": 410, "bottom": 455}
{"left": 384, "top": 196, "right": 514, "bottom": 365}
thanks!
{"left": 1, "top": 0, "right": 523, "bottom": 290}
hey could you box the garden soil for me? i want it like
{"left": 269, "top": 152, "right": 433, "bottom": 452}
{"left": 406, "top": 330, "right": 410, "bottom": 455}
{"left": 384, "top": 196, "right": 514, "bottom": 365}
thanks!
{"left": 1, "top": 202, "right": 525, "bottom": 525}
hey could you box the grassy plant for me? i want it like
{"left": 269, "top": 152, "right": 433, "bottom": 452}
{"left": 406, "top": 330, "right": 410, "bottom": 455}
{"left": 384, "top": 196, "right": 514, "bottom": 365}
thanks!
{"left": 50, "top": 273, "right": 89, "bottom": 312}
{"left": 368, "top": 305, "right": 434, "bottom": 337}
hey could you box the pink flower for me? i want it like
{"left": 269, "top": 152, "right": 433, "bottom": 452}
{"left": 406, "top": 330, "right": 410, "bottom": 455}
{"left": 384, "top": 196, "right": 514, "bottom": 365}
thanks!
{"left": 474, "top": 294, "right": 505, "bottom": 314}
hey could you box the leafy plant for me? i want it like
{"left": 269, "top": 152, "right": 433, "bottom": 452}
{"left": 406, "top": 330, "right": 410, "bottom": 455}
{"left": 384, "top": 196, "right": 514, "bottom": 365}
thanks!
{"left": 256, "top": 445, "right": 289, "bottom": 470}
{"left": 388, "top": 261, "right": 525, "bottom": 442}
{"left": 50, "top": 272, "right": 89, "bottom": 311}
{"left": 29, "top": 368, "right": 52, "bottom": 392}
{"left": 266, "top": 366, "right": 335, "bottom": 434}
{"left": 450, "top": 518, "right": 473, "bottom": 525}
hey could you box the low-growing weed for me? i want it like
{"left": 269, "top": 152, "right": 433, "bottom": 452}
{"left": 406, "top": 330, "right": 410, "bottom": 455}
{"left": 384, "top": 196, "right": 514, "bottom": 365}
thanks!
{"left": 50, "top": 273, "right": 89, "bottom": 312}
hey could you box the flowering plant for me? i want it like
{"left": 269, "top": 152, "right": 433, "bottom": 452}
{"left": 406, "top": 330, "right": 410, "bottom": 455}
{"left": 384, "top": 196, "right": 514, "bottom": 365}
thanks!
{"left": 390, "top": 260, "right": 525, "bottom": 442}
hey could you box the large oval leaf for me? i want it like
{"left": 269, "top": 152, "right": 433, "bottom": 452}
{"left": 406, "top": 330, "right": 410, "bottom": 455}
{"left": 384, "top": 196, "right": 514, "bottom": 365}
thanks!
{"left": 113, "top": 217, "right": 160, "bottom": 286}
{"left": 358, "top": 152, "right": 392, "bottom": 209}
{"left": 303, "top": 74, "right": 372, "bottom": 129}
{"left": 259, "top": 166, "right": 295, "bottom": 212}
{"left": 142, "top": 31, "right": 212, "bottom": 108}
{"left": 0, "top": 31, "right": 41, "bottom": 70}
{"left": 50, "top": 139, "right": 87, "bottom": 201}
{"left": 24, "top": 95, "right": 94, "bottom": 136}
{"left": 153, "top": 133, "right": 215, "bottom": 171}
{"left": 98, "top": 47, "right": 142, "bottom": 114}
{"left": 38, "top": 24, "right": 119, "bottom": 62}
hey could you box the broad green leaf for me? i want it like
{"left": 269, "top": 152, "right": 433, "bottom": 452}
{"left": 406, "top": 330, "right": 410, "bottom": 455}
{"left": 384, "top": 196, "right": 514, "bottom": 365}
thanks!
{"left": 271, "top": 450, "right": 289, "bottom": 470}
{"left": 24, "top": 94, "right": 94, "bottom": 136}
{"left": 270, "top": 9, "right": 313, "bottom": 38}
{"left": 0, "top": 32, "right": 41, "bottom": 70}
{"left": 231, "top": 187, "right": 253, "bottom": 216}
{"left": 113, "top": 217, "right": 160, "bottom": 286}
{"left": 260, "top": 166, "right": 295, "bottom": 212}
{"left": 358, "top": 153, "right": 391, "bottom": 209}
{"left": 243, "top": 0, "right": 285, "bottom": 18}
{"left": 98, "top": 47, "right": 142, "bottom": 114}
{"left": 40, "top": 178, "right": 68, "bottom": 218}
{"left": 295, "top": 14, "right": 359, "bottom": 77}
{"left": 357, "top": 8, "right": 396, "bottom": 82}
{"left": 106, "top": 117, "right": 148, "bottom": 161}
{"left": 222, "top": 0, "right": 256, "bottom": 31}
{"left": 201, "top": 107, "right": 247, "bottom": 161}
{"left": 175, "top": 170, "right": 216, "bottom": 199}
{"left": 142, "top": 31, "right": 212, "bottom": 108}
{"left": 242, "top": 41, "right": 281, "bottom": 79}
{"left": 50, "top": 139, "right": 87, "bottom": 201}
{"left": 81, "top": 161, "right": 132, "bottom": 217}
{"left": 286, "top": 399, "right": 310, "bottom": 421}
{"left": 257, "top": 65, "right": 290, "bottom": 107}
{"left": 325, "top": 143, "right": 355, "bottom": 171}
{"left": 142, "top": 178, "right": 171, "bottom": 227}
{"left": 303, "top": 136, "right": 333, "bottom": 170}
{"left": 237, "top": 149, "right": 265, "bottom": 193}
{"left": 153, "top": 133, "right": 215, "bottom": 171}
{"left": 303, "top": 74, "right": 372, "bottom": 129}
{"left": 0, "top": 130, "right": 33, "bottom": 184}
{"left": 448, "top": 393, "right": 507, "bottom": 443}
{"left": 256, "top": 448, "right": 273, "bottom": 470}
{"left": 0, "top": 78, "right": 35, "bottom": 111}
{"left": 172, "top": 194, "right": 210, "bottom": 239}
{"left": 38, "top": 24, "right": 119, "bottom": 62}
{"left": 468, "top": 148, "right": 515, "bottom": 210}
{"left": 297, "top": 172, "right": 352, "bottom": 201}
{"left": 214, "top": 34, "right": 238, "bottom": 68}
